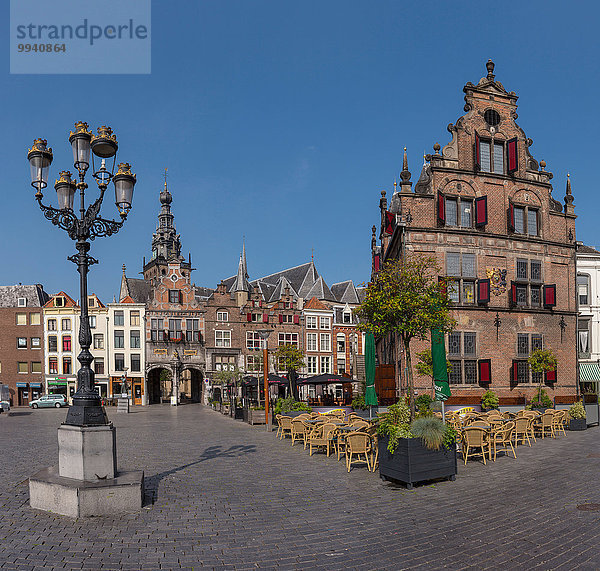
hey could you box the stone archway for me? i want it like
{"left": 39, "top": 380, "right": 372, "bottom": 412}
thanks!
{"left": 146, "top": 366, "right": 173, "bottom": 404}
{"left": 181, "top": 366, "right": 203, "bottom": 403}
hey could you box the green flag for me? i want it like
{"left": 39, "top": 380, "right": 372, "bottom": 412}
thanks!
{"left": 432, "top": 327, "right": 451, "bottom": 401}
{"left": 364, "top": 332, "right": 378, "bottom": 406}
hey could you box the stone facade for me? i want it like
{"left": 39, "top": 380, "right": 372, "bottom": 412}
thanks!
{"left": 373, "top": 60, "right": 577, "bottom": 404}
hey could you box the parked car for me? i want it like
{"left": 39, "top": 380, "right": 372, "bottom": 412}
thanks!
{"left": 29, "top": 394, "right": 68, "bottom": 409}
{"left": 0, "top": 401, "right": 10, "bottom": 413}
{"left": 0, "top": 385, "right": 10, "bottom": 413}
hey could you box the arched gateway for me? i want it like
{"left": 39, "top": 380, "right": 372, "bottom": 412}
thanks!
{"left": 146, "top": 364, "right": 203, "bottom": 405}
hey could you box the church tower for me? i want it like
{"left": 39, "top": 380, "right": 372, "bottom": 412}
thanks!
{"left": 143, "top": 173, "right": 191, "bottom": 283}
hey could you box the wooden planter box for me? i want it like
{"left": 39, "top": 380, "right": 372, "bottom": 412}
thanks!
{"left": 378, "top": 436, "right": 457, "bottom": 490}
{"left": 234, "top": 407, "right": 244, "bottom": 420}
{"left": 248, "top": 409, "right": 266, "bottom": 425}
{"left": 569, "top": 418, "right": 587, "bottom": 431}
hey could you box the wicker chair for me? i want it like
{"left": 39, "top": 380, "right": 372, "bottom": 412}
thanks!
{"left": 513, "top": 417, "right": 532, "bottom": 447}
{"left": 491, "top": 421, "right": 516, "bottom": 461}
{"left": 365, "top": 424, "right": 379, "bottom": 472}
{"left": 345, "top": 431, "right": 372, "bottom": 472}
{"left": 309, "top": 423, "right": 338, "bottom": 456}
{"left": 350, "top": 419, "right": 370, "bottom": 430}
{"left": 291, "top": 418, "right": 310, "bottom": 448}
{"left": 534, "top": 412, "right": 555, "bottom": 439}
{"left": 470, "top": 420, "right": 491, "bottom": 429}
{"left": 462, "top": 426, "right": 490, "bottom": 465}
{"left": 555, "top": 410, "right": 569, "bottom": 436}
{"left": 278, "top": 415, "right": 293, "bottom": 440}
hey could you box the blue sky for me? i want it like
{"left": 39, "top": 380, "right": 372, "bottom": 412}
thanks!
{"left": 2, "top": 1, "right": 599, "bottom": 303}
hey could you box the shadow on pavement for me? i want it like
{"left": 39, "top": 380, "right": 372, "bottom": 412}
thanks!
{"left": 8, "top": 411, "right": 32, "bottom": 416}
{"left": 143, "top": 444, "right": 256, "bottom": 506}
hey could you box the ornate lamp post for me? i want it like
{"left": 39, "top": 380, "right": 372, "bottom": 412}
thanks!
{"left": 256, "top": 329, "right": 273, "bottom": 430}
{"left": 27, "top": 122, "right": 136, "bottom": 426}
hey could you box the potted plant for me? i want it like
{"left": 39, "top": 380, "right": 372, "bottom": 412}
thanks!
{"left": 415, "top": 394, "right": 434, "bottom": 416}
{"left": 528, "top": 349, "right": 557, "bottom": 410}
{"left": 377, "top": 399, "right": 457, "bottom": 489}
{"left": 527, "top": 388, "right": 553, "bottom": 412}
{"left": 249, "top": 405, "right": 266, "bottom": 425}
{"left": 355, "top": 255, "right": 455, "bottom": 420}
{"left": 481, "top": 390, "right": 499, "bottom": 411}
{"left": 273, "top": 397, "right": 311, "bottom": 418}
{"left": 568, "top": 401, "right": 587, "bottom": 430}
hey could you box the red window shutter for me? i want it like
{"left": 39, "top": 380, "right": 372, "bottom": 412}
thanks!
{"left": 474, "top": 131, "right": 481, "bottom": 171}
{"left": 507, "top": 202, "right": 515, "bottom": 232}
{"left": 512, "top": 360, "right": 518, "bottom": 384}
{"left": 510, "top": 282, "right": 517, "bottom": 306}
{"left": 478, "top": 359, "right": 491, "bottom": 383}
{"left": 438, "top": 276, "right": 447, "bottom": 297}
{"left": 293, "top": 314, "right": 300, "bottom": 325}
{"left": 545, "top": 368, "right": 557, "bottom": 384}
{"left": 507, "top": 138, "right": 518, "bottom": 173}
{"left": 385, "top": 211, "right": 394, "bottom": 235}
{"left": 437, "top": 191, "right": 445, "bottom": 225}
{"left": 373, "top": 253, "right": 380, "bottom": 272}
{"left": 543, "top": 284, "right": 556, "bottom": 308}
{"left": 279, "top": 314, "right": 283, "bottom": 324}
{"left": 477, "top": 279, "right": 490, "bottom": 305}
{"left": 262, "top": 313, "right": 268, "bottom": 323}
{"left": 475, "top": 196, "right": 488, "bottom": 227}
{"left": 246, "top": 312, "right": 251, "bottom": 322}
{"left": 179, "top": 291, "right": 183, "bottom": 304}
{"left": 259, "top": 300, "right": 262, "bottom": 308}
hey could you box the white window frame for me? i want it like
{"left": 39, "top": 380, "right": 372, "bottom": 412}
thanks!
{"left": 216, "top": 310, "right": 229, "bottom": 322}
{"left": 320, "top": 333, "right": 331, "bottom": 352}
{"left": 319, "top": 316, "right": 331, "bottom": 330}
{"left": 215, "top": 330, "right": 231, "bottom": 348}
{"left": 306, "top": 333, "right": 317, "bottom": 352}
{"left": 17, "top": 297, "right": 27, "bottom": 307}
{"left": 306, "top": 356, "right": 317, "bottom": 374}
{"left": 306, "top": 316, "right": 317, "bottom": 329}
{"left": 320, "top": 356, "right": 331, "bottom": 374}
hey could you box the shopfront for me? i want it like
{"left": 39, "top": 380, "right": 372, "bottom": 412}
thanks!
{"left": 131, "top": 377, "right": 144, "bottom": 405}
{"left": 30, "top": 382, "right": 42, "bottom": 402}
{"left": 48, "top": 378, "right": 68, "bottom": 398}
{"left": 16, "top": 382, "right": 29, "bottom": 406}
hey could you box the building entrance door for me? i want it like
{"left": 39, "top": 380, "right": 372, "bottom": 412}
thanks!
{"left": 18, "top": 387, "right": 29, "bottom": 406}
{"left": 133, "top": 382, "right": 143, "bottom": 405}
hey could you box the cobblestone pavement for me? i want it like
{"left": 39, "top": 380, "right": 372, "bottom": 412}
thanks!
{"left": 1, "top": 405, "right": 600, "bottom": 570}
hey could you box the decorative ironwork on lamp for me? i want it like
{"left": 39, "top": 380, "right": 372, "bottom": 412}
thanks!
{"left": 27, "top": 122, "right": 136, "bottom": 427}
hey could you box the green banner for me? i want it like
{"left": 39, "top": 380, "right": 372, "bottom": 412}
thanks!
{"left": 432, "top": 328, "right": 451, "bottom": 401}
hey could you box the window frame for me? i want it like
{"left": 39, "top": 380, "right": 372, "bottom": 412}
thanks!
{"left": 215, "top": 330, "right": 231, "bottom": 348}
{"left": 445, "top": 196, "right": 474, "bottom": 228}
{"left": 479, "top": 138, "right": 505, "bottom": 174}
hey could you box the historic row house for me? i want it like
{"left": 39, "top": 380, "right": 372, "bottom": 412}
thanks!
{"left": 373, "top": 60, "right": 577, "bottom": 403}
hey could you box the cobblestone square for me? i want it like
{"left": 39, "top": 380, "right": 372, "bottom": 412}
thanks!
{"left": 2, "top": 405, "right": 600, "bottom": 569}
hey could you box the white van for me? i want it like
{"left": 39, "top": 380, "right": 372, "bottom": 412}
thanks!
{"left": 0, "top": 385, "right": 10, "bottom": 413}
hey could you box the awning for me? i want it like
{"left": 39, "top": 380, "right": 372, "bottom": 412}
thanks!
{"left": 16, "top": 382, "right": 28, "bottom": 388}
{"left": 580, "top": 363, "right": 600, "bottom": 382}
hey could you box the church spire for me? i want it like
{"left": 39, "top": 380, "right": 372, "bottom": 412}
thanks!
{"left": 231, "top": 241, "right": 250, "bottom": 293}
{"left": 400, "top": 147, "right": 412, "bottom": 193}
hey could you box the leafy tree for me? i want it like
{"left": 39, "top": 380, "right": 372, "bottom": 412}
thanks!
{"left": 528, "top": 349, "right": 557, "bottom": 406}
{"left": 213, "top": 368, "right": 244, "bottom": 405}
{"left": 415, "top": 349, "right": 452, "bottom": 387}
{"left": 355, "top": 255, "right": 455, "bottom": 419}
{"left": 274, "top": 344, "right": 305, "bottom": 400}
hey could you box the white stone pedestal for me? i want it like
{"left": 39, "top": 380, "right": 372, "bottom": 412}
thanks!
{"left": 58, "top": 424, "right": 116, "bottom": 480}
{"left": 29, "top": 423, "right": 143, "bottom": 517}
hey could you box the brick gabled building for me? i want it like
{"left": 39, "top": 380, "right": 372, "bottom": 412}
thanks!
{"left": 0, "top": 284, "right": 49, "bottom": 406}
{"left": 373, "top": 60, "right": 577, "bottom": 404}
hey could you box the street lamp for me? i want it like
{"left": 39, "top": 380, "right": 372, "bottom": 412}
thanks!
{"left": 27, "top": 122, "right": 136, "bottom": 426}
{"left": 256, "top": 329, "right": 273, "bottom": 429}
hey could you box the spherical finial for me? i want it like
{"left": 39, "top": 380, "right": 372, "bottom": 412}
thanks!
{"left": 486, "top": 59, "right": 495, "bottom": 79}
{"left": 433, "top": 142, "right": 441, "bottom": 153}
{"left": 403, "top": 146, "right": 407, "bottom": 152}
{"left": 381, "top": 190, "right": 386, "bottom": 197}
{"left": 540, "top": 160, "right": 546, "bottom": 171}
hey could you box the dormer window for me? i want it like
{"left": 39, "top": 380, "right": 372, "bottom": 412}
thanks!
{"left": 88, "top": 296, "right": 95, "bottom": 307}
{"left": 55, "top": 297, "right": 65, "bottom": 307}
{"left": 479, "top": 139, "right": 504, "bottom": 174}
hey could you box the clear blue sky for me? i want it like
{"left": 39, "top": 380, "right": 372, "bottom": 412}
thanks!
{"left": 2, "top": 1, "right": 598, "bottom": 303}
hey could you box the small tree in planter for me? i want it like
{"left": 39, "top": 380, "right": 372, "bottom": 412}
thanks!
{"left": 355, "top": 255, "right": 455, "bottom": 420}
{"left": 274, "top": 344, "right": 305, "bottom": 401}
{"left": 528, "top": 349, "right": 557, "bottom": 409}
{"left": 568, "top": 401, "right": 587, "bottom": 430}
{"left": 481, "top": 390, "right": 499, "bottom": 411}
{"left": 377, "top": 398, "right": 457, "bottom": 489}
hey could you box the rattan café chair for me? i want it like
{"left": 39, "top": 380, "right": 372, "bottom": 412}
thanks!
{"left": 309, "top": 423, "right": 338, "bottom": 457}
{"left": 278, "top": 415, "right": 293, "bottom": 440}
{"left": 291, "top": 418, "right": 310, "bottom": 448}
{"left": 462, "top": 426, "right": 490, "bottom": 465}
{"left": 345, "top": 431, "right": 372, "bottom": 472}
{"left": 491, "top": 421, "right": 516, "bottom": 461}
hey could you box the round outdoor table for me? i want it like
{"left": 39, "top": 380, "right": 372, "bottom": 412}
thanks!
{"left": 337, "top": 425, "right": 364, "bottom": 432}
